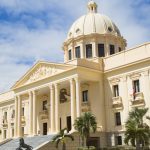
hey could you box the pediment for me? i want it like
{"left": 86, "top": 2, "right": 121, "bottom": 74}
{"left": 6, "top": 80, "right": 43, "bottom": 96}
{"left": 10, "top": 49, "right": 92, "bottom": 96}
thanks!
{"left": 12, "top": 61, "right": 73, "bottom": 89}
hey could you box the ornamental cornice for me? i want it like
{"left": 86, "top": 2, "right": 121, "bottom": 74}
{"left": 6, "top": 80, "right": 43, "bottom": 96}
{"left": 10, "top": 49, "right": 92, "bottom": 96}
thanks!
{"left": 129, "top": 73, "right": 141, "bottom": 80}
{"left": 109, "top": 78, "right": 120, "bottom": 85}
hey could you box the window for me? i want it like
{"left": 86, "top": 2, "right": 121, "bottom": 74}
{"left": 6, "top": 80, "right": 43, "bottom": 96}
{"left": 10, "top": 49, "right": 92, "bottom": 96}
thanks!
{"left": 4, "top": 112, "right": 7, "bottom": 120}
{"left": 43, "top": 100, "right": 47, "bottom": 111}
{"left": 115, "top": 112, "right": 121, "bottom": 126}
{"left": 22, "top": 127, "right": 24, "bottom": 136}
{"left": 110, "top": 45, "right": 115, "bottom": 55}
{"left": 75, "top": 46, "right": 81, "bottom": 58}
{"left": 4, "top": 130, "right": 7, "bottom": 139}
{"left": 118, "top": 47, "right": 122, "bottom": 52}
{"left": 98, "top": 44, "right": 105, "bottom": 57}
{"left": 133, "top": 80, "right": 140, "bottom": 93}
{"left": 22, "top": 107, "right": 24, "bottom": 116}
{"left": 68, "top": 50, "right": 72, "bottom": 60}
{"left": 113, "top": 85, "right": 119, "bottom": 97}
{"left": 82, "top": 90, "right": 88, "bottom": 102}
{"left": 11, "top": 110, "right": 15, "bottom": 118}
{"left": 12, "top": 129, "right": 14, "bottom": 137}
{"left": 116, "top": 136, "right": 122, "bottom": 145}
{"left": 86, "top": 44, "right": 92, "bottom": 58}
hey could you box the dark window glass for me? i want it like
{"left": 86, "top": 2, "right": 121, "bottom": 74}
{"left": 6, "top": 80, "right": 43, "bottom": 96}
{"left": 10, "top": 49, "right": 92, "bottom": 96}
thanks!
{"left": 75, "top": 46, "right": 81, "bottom": 58}
{"left": 86, "top": 44, "right": 92, "bottom": 58}
{"left": 68, "top": 50, "right": 72, "bottom": 60}
{"left": 133, "top": 80, "right": 140, "bottom": 93}
{"left": 118, "top": 47, "right": 122, "bottom": 52}
{"left": 110, "top": 45, "right": 115, "bottom": 55}
{"left": 43, "top": 100, "right": 47, "bottom": 110}
{"left": 4, "top": 112, "right": 7, "bottom": 120}
{"left": 98, "top": 44, "right": 105, "bottom": 57}
{"left": 82, "top": 90, "right": 88, "bottom": 102}
{"left": 113, "top": 85, "right": 119, "bottom": 97}
{"left": 22, "top": 107, "right": 24, "bottom": 116}
{"left": 116, "top": 136, "right": 122, "bottom": 145}
{"left": 115, "top": 112, "right": 121, "bottom": 126}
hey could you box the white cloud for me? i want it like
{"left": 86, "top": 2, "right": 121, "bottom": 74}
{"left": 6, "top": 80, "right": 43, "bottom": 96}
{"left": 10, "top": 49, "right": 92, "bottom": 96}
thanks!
{"left": 0, "top": 0, "right": 149, "bottom": 93}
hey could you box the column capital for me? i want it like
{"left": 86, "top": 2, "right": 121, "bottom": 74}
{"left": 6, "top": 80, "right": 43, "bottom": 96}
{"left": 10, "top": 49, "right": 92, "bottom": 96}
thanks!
{"left": 54, "top": 83, "right": 60, "bottom": 88}
{"left": 49, "top": 84, "right": 54, "bottom": 90}
{"left": 74, "top": 76, "right": 80, "bottom": 83}
{"left": 32, "top": 90, "right": 38, "bottom": 95}
{"left": 70, "top": 78, "right": 75, "bottom": 84}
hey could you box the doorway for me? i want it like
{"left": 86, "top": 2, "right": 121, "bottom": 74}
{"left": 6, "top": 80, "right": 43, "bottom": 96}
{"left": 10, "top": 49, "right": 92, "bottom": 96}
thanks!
{"left": 66, "top": 116, "right": 71, "bottom": 132}
{"left": 43, "top": 123, "right": 47, "bottom": 135}
{"left": 87, "top": 137, "right": 100, "bottom": 150}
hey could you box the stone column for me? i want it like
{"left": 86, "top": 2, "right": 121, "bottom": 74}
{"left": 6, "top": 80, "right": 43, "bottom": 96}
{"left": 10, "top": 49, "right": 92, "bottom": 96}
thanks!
{"left": 50, "top": 84, "right": 55, "bottom": 132}
{"left": 17, "top": 95, "right": 22, "bottom": 137}
{"left": 81, "top": 41, "right": 84, "bottom": 59}
{"left": 70, "top": 79, "right": 76, "bottom": 131}
{"left": 75, "top": 77, "right": 81, "bottom": 117}
{"left": 29, "top": 91, "right": 33, "bottom": 135}
{"left": 55, "top": 83, "right": 60, "bottom": 132}
{"left": 14, "top": 96, "right": 18, "bottom": 137}
{"left": 93, "top": 41, "right": 97, "bottom": 57}
{"left": 33, "top": 91, "right": 37, "bottom": 135}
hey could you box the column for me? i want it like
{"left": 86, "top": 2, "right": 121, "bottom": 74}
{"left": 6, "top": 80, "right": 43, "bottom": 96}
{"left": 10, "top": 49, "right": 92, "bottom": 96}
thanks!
{"left": 55, "top": 83, "right": 59, "bottom": 132}
{"left": 81, "top": 41, "right": 84, "bottom": 59}
{"left": 75, "top": 77, "right": 81, "bottom": 117}
{"left": 17, "top": 95, "right": 22, "bottom": 137}
{"left": 50, "top": 84, "right": 55, "bottom": 132}
{"left": 29, "top": 91, "right": 33, "bottom": 135}
{"left": 93, "top": 41, "right": 97, "bottom": 57}
{"left": 14, "top": 96, "right": 18, "bottom": 137}
{"left": 70, "top": 79, "right": 76, "bottom": 131}
{"left": 33, "top": 91, "right": 37, "bottom": 135}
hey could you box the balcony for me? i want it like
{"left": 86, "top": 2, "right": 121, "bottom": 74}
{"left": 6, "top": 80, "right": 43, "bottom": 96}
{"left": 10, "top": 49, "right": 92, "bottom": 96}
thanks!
{"left": 81, "top": 102, "right": 91, "bottom": 112}
{"left": 2, "top": 119, "right": 8, "bottom": 128}
{"left": 10, "top": 118, "right": 15, "bottom": 126}
{"left": 112, "top": 96, "right": 123, "bottom": 109}
{"left": 39, "top": 110, "right": 48, "bottom": 120}
{"left": 130, "top": 92, "right": 145, "bottom": 107}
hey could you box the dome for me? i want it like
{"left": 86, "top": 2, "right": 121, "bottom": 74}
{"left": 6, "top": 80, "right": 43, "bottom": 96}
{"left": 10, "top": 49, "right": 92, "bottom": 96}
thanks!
{"left": 67, "top": 1, "right": 121, "bottom": 40}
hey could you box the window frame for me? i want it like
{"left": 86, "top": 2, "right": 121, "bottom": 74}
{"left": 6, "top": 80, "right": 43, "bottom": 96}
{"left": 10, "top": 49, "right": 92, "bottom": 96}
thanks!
{"left": 75, "top": 46, "right": 81, "bottom": 58}
{"left": 68, "top": 49, "right": 72, "bottom": 60}
{"left": 115, "top": 112, "right": 121, "bottom": 126}
{"left": 98, "top": 44, "right": 105, "bottom": 57}
{"left": 82, "top": 90, "right": 88, "bottom": 102}
{"left": 133, "top": 80, "right": 140, "bottom": 93}
{"left": 116, "top": 136, "right": 122, "bottom": 145}
{"left": 109, "top": 44, "right": 115, "bottom": 55}
{"left": 113, "top": 85, "right": 119, "bottom": 97}
{"left": 86, "top": 44, "right": 93, "bottom": 58}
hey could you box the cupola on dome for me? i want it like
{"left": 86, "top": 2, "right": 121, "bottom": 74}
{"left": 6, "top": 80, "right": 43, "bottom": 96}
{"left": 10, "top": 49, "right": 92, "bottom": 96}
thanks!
{"left": 67, "top": 0, "right": 121, "bottom": 40}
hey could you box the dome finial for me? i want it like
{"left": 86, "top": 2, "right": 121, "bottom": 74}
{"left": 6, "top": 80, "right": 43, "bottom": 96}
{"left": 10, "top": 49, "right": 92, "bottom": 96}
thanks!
{"left": 88, "top": 0, "right": 98, "bottom": 13}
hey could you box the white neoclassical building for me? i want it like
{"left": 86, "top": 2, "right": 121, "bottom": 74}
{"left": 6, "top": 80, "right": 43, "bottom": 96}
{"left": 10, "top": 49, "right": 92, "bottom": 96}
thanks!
{"left": 0, "top": 1, "right": 150, "bottom": 149}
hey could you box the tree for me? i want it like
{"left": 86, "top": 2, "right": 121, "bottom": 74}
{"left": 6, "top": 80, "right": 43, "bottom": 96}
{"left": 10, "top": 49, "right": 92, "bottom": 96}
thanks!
{"left": 74, "top": 112, "right": 97, "bottom": 148}
{"left": 124, "top": 108, "right": 150, "bottom": 150}
{"left": 52, "top": 128, "right": 74, "bottom": 150}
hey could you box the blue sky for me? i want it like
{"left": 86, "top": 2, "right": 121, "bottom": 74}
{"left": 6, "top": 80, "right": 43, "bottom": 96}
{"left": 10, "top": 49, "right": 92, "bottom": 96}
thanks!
{"left": 0, "top": 0, "right": 149, "bottom": 92}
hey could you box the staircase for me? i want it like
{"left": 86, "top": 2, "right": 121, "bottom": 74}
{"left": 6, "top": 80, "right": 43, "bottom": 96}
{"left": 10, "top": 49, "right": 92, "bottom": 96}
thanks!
{"left": 0, "top": 134, "right": 55, "bottom": 150}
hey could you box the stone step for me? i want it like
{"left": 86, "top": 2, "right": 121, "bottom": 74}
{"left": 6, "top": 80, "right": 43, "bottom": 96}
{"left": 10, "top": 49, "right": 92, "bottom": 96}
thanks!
{"left": 0, "top": 134, "right": 55, "bottom": 150}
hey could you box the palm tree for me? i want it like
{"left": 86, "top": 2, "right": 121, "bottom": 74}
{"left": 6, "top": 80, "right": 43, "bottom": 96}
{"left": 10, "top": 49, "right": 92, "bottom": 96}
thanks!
{"left": 74, "top": 112, "right": 97, "bottom": 148}
{"left": 52, "top": 128, "right": 74, "bottom": 150}
{"left": 124, "top": 108, "right": 150, "bottom": 150}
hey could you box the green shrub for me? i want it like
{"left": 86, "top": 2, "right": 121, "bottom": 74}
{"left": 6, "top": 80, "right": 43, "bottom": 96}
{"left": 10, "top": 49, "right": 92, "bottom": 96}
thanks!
{"left": 78, "top": 146, "right": 96, "bottom": 150}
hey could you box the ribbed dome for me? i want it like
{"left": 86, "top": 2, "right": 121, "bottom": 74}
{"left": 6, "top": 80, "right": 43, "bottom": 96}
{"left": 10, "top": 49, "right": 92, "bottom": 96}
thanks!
{"left": 67, "top": 1, "right": 121, "bottom": 40}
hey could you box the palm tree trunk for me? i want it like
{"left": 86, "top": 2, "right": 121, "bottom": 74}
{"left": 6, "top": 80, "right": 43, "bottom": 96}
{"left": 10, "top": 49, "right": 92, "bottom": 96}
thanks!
{"left": 136, "top": 138, "right": 141, "bottom": 150}
{"left": 62, "top": 142, "right": 66, "bottom": 150}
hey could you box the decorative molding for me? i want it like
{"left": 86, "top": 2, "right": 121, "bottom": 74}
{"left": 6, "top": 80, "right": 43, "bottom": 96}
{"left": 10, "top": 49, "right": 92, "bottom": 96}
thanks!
{"left": 26, "top": 65, "right": 60, "bottom": 84}
{"left": 109, "top": 78, "right": 120, "bottom": 85}
{"left": 129, "top": 73, "right": 141, "bottom": 80}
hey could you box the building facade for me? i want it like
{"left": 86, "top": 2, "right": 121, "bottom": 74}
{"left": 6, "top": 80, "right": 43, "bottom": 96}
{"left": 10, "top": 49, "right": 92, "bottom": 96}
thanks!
{"left": 0, "top": 1, "right": 150, "bottom": 148}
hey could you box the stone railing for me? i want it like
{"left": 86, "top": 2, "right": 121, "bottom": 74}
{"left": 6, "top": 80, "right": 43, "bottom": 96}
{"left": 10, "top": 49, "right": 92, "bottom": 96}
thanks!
{"left": 21, "top": 116, "right": 26, "bottom": 125}
{"left": 81, "top": 102, "right": 91, "bottom": 112}
{"left": 130, "top": 92, "right": 145, "bottom": 106}
{"left": 112, "top": 96, "right": 123, "bottom": 109}
{"left": 39, "top": 110, "right": 48, "bottom": 120}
